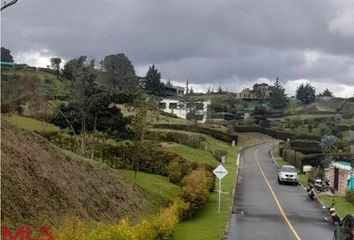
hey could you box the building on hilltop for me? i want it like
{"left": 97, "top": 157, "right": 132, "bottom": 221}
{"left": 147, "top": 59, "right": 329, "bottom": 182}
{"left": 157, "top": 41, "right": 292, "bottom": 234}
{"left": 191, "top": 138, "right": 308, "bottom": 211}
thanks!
{"left": 236, "top": 88, "right": 255, "bottom": 99}
{"left": 159, "top": 96, "right": 210, "bottom": 123}
{"left": 164, "top": 85, "right": 185, "bottom": 96}
{"left": 236, "top": 83, "right": 271, "bottom": 100}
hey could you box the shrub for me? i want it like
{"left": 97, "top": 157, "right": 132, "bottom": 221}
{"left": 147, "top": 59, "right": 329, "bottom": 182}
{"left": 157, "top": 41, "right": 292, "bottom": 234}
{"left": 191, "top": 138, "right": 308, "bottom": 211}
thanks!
{"left": 290, "top": 139, "right": 321, "bottom": 154}
{"left": 234, "top": 125, "right": 321, "bottom": 141}
{"left": 167, "top": 157, "right": 191, "bottom": 184}
{"left": 146, "top": 131, "right": 206, "bottom": 149}
{"left": 56, "top": 199, "right": 188, "bottom": 240}
{"left": 153, "top": 124, "right": 238, "bottom": 144}
{"left": 181, "top": 167, "right": 214, "bottom": 217}
{"left": 346, "top": 191, "right": 354, "bottom": 205}
{"left": 212, "top": 149, "right": 228, "bottom": 162}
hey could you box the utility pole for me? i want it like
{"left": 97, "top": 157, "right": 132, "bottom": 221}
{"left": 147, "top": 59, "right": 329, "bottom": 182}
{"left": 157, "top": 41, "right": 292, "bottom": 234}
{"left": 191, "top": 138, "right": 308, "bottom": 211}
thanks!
{"left": 186, "top": 79, "right": 189, "bottom": 95}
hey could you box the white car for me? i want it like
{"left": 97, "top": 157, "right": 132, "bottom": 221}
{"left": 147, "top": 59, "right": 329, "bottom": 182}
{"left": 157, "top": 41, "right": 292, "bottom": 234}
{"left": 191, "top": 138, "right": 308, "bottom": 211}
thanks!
{"left": 277, "top": 165, "right": 299, "bottom": 185}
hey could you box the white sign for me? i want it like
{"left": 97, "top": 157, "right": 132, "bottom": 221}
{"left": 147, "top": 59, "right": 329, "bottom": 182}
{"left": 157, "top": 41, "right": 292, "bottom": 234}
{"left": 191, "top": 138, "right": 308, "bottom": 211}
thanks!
{"left": 213, "top": 164, "right": 228, "bottom": 180}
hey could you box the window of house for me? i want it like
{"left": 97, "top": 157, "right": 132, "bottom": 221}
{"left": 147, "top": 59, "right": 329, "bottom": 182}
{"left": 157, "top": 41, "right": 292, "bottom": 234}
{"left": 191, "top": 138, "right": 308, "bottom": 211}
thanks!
{"left": 159, "top": 103, "right": 166, "bottom": 109}
{"left": 169, "top": 103, "right": 177, "bottom": 109}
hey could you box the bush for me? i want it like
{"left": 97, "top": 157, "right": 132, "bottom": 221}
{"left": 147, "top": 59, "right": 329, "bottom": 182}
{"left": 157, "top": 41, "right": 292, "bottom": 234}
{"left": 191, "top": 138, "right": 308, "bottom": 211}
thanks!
{"left": 234, "top": 125, "right": 321, "bottom": 141}
{"left": 290, "top": 139, "right": 321, "bottom": 154}
{"left": 346, "top": 191, "right": 354, "bottom": 205}
{"left": 181, "top": 167, "right": 214, "bottom": 217}
{"left": 56, "top": 199, "right": 188, "bottom": 240}
{"left": 167, "top": 157, "right": 192, "bottom": 184}
{"left": 146, "top": 131, "right": 206, "bottom": 149}
{"left": 154, "top": 124, "right": 238, "bottom": 144}
{"left": 212, "top": 149, "right": 228, "bottom": 162}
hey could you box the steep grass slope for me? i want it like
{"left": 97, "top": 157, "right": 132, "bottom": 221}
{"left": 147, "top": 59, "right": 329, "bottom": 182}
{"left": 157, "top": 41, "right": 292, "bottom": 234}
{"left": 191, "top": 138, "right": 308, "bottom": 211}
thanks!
{"left": 1, "top": 121, "right": 149, "bottom": 228}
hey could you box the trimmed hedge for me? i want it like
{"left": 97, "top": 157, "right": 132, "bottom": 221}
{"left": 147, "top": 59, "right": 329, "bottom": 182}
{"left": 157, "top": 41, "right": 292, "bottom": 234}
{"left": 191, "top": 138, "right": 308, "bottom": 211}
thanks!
{"left": 234, "top": 125, "right": 321, "bottom": 141}
{"left": 282, "top": 148, "right": 354, "bottom": 171}
{"left": 290, "top": 139, "right": 321, "bottom": 154}
{"left": 146, "top": 131, "right": 206, "bottom": 149}
{"left": 153, "top": 124, "right": 238, "bottom": 144}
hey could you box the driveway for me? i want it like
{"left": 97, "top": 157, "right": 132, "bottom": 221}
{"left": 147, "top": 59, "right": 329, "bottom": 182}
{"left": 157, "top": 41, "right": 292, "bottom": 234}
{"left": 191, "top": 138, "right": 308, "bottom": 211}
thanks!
{"left": 227, "top": 142, "right": 334, "bottom": 240}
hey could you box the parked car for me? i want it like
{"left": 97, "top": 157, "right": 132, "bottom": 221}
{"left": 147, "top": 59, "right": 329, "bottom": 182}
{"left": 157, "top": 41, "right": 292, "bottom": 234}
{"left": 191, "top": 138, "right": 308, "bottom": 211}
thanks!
{"left": 334, "top": 214, "right": 354, "bottom": 240}
{"left": 277, "top": 165, "right": 299, "bottom": 185}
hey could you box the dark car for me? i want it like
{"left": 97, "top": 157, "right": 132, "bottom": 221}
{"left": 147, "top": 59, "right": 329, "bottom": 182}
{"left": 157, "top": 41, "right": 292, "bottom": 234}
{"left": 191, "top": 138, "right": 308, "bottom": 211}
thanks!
{"left": 334, "top": 214, "right": 354, "bottom": 240}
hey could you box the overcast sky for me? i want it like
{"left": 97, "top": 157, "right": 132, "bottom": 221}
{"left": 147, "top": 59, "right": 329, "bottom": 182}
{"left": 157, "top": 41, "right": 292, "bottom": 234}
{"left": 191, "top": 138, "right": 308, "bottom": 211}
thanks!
{"left": 2, "top": 0, "right": 354, "bottom": 97}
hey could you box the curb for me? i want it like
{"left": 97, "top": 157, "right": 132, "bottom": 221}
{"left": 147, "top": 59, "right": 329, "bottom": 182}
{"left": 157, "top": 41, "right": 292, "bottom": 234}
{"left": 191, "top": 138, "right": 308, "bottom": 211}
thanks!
{"left": 223, "top": 141, "right": 270, "bottom": 239}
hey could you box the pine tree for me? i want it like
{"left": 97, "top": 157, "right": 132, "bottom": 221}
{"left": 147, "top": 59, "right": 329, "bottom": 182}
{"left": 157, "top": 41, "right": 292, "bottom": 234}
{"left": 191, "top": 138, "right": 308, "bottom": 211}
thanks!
{"left": 145, "top": 64, "right": 164, "bottom": 96}
{"left": 270, "top": 78, "right": 287, "bottom": 109}
{"left": 296, "top": 83, "right": 316, "bottom": 104}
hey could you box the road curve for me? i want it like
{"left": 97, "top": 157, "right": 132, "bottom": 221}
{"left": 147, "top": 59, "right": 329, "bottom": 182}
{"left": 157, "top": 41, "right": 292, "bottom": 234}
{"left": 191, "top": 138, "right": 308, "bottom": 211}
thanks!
{"left": 227, "top": 142, "right": 334, "bottom": 240}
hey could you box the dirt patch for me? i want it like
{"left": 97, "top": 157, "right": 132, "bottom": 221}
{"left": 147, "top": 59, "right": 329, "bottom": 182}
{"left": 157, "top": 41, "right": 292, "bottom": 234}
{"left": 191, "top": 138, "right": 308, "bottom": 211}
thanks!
{"left": 1, "top": 120, "right": 148, "bottom": 228}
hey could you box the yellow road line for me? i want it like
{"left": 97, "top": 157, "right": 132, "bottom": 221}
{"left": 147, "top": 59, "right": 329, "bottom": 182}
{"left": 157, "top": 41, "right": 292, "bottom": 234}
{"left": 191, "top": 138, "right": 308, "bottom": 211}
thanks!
{"left": 255, "top": 148, "right": 302, "bottom": 240}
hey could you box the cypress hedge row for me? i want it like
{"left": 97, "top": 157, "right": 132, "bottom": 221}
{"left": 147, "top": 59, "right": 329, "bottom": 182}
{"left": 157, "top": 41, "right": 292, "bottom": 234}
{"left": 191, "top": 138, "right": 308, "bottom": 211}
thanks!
{"left": 290, "top": 140, "right": 322, "bottom": 154}
{"left": 282, "top": 148, "right": 354, "bottom": 171}
{"left": 234, "top": 125, "right": 321, "bottom": 141}
{"left": 153, "top": 124, "right": 238, "bottom": 144}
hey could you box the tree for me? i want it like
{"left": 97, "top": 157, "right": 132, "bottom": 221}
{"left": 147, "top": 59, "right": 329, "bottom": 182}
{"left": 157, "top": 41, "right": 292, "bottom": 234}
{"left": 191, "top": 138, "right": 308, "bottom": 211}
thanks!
{"left": 318, "top": 88, "right": 333, "bottom": 97}
{"left": 129, "top": 95, "right": 158, "bottom": 178}
{"left": 62, "top": 56, "right": 87, "bottom": 81}
{"left": 217, "top": 85, "right": 223, "bottom": 93}
{"left": 145, "top": 64, "right": 164, "bottom": 96}
{"left": 50, "top": 57, "right": 62, "bottom": 79}
{"left": 296, "top": 83, "right": 316, "bottom": 104}
{"left": 320, "top": 135, "right": 348, "bottom": 153}
{"left": 270, "top": 78, "right": 287, "bottom": 109}
{"left": 1, "top": 47, "right": 13, "bottom": 62}
{"left": 183, "top": 95, "right": 204, "bottom": 124}
{"left": 100, "top": 53, "right": 137, "bottom": 90}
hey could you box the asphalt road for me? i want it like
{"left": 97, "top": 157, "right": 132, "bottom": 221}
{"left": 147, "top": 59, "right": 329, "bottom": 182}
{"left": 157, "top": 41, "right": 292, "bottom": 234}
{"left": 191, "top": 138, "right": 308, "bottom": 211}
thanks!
{"left": 227, "top": 142, "right": 334, "bottom": 240}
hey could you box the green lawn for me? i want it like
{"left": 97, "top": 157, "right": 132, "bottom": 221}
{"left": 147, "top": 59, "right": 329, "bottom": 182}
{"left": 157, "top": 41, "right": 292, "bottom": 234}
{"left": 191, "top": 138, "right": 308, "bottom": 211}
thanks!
{"left": 317, "top": 195, "right": 354, "bottom": 217}
{"left": 118, "top": 169, "right": 181, "bottom": 215}
{"left": 162, "top": 142, "right": 218, "bottom": 166}
{"left": 4, "top": 114, "right": 60, "bottom": 132}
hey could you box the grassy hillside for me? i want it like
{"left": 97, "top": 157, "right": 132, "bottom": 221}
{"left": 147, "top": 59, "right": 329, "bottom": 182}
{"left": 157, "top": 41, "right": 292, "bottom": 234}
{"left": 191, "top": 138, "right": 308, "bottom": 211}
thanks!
{"left": 285, "top": 98, "right": 354, "bottom": 115}
{"left": 118, "top": 169, "right": 181, "bottom": 214}
{"left": 1, "top": 68, "right": 66, "bottom": 96}
{"left": 1, "top": 119, "right": 179, "bottom": 229}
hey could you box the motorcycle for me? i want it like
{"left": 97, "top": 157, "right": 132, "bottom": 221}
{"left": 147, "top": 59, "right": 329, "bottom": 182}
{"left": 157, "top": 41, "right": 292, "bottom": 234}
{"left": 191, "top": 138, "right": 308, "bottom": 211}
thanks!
{"left": 314, "top": 178, "right": 335, "bottom": 194}
{"left": 306, "top": 178, "right": 316, "bottom": 200}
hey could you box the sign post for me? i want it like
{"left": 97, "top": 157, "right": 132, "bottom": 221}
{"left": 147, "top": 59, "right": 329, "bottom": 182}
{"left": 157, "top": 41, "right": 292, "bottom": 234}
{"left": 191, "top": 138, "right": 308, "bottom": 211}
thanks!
{"left": 213, "top": 164, "right": 228, "bottom": 214}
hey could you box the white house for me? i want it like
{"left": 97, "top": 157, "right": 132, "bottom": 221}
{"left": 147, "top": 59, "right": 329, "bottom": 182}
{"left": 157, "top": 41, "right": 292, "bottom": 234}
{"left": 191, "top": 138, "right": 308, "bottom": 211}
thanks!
{"left": 159, "top": 98, "right": 210, "bottom": 123}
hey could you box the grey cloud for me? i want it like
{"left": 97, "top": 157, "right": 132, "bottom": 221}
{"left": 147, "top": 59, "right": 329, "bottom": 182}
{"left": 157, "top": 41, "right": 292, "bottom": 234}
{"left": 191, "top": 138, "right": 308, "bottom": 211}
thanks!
{"left": 1, "top": 0, "right": 354, "bottom": 94}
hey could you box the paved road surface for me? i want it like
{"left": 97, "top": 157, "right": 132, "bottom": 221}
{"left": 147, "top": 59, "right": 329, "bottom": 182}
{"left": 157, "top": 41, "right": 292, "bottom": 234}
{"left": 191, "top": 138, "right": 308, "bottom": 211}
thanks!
{"left": 227, "top": 142, "right": 334, "bottom": 240}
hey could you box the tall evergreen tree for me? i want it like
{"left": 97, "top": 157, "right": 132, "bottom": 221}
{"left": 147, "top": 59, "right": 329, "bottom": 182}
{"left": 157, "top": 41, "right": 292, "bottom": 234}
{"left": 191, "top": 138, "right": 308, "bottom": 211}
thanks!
{"left": 50, "top": 57, "right": 62, "bottom": 79}
{"left": 318, "top": 88, "right": 333, "bottom": 97}
{"left": 1, "top": 47, "right": 13, "bottom": 62}
{"left": 270, "top": 78, "right": 287, "bottom": 109}
{"left": 145, "top": 64, "right": 164, "bottom": 96}
{"left": 296, "top": 83, "right": 316, "bottom": 104}
{"left": 100, "top": 53, "right": 137, "bottom": 90}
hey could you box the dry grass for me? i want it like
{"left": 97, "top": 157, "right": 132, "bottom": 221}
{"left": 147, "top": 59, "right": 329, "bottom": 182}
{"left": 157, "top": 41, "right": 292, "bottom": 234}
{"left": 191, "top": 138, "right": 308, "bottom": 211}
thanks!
{"left": 1, "top": 120, "right": 150, "bottom": 229}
